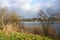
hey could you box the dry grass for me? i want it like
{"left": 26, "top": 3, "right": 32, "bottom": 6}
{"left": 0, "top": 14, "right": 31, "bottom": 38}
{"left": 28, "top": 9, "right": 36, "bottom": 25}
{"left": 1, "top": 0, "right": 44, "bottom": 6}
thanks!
{"left": 2, "top": 23, "right": 24, "bottom": 34}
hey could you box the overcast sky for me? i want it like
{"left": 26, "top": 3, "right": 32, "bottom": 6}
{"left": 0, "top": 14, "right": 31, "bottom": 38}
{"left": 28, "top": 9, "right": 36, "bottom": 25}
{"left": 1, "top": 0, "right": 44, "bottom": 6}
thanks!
{"left": 0, "top": 0, "right": 59, "bottom": 18}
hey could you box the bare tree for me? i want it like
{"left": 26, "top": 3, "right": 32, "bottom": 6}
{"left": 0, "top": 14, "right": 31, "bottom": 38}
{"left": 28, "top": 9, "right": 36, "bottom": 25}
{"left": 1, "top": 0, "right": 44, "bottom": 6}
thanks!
{"left": 38, "top": 8, "right": 55, "bottom": 36}
{"left": 7, "top": 12, "right": 20, "bottom": 24}
{"left": 0, "top": 8, "right": 8, "bottom": 29}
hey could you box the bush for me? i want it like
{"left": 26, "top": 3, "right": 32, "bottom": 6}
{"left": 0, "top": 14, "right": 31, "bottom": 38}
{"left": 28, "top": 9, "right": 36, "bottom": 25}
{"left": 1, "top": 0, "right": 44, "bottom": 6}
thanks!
{"left": 0, "top": 32, "right": 53, "bottom": 40}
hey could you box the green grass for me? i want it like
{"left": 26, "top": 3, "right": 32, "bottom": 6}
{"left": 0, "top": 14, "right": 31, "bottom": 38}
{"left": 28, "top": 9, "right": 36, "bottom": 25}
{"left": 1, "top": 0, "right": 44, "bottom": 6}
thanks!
{"left": 0, "top": 32, "right": 53, "bottom": 40}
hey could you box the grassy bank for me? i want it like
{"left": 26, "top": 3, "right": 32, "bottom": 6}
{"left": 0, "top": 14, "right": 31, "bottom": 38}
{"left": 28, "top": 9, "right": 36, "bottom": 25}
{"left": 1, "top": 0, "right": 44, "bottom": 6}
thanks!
{"left": 0, "top": 32, "right": 53, "bottom": 40}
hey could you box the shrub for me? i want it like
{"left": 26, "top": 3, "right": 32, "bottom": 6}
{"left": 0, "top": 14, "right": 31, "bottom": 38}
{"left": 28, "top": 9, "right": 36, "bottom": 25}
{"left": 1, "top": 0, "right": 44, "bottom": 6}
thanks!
{"left": 0, "top": 32, "right": 53, "bottom": 40}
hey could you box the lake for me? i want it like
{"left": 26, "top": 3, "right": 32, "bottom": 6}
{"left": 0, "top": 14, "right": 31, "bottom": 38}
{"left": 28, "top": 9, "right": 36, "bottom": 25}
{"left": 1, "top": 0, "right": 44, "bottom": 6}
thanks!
{"left": 20, "top": 21, "right": 60, "bottom": 36}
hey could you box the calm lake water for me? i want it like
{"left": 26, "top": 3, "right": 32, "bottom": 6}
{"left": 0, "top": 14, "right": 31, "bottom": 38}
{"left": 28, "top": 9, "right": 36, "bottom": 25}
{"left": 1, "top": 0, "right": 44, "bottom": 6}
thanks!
{"left": 21, "top": 21, "right": 60, "bottom": 35}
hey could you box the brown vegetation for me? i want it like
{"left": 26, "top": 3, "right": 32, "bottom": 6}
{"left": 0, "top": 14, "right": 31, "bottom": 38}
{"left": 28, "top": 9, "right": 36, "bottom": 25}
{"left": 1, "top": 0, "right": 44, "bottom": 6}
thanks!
{"left": 2, "top": 23, "right": 24, "bottom": 34}
{"left": 23, "top": 26, "right": 59, "bottom": 40}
